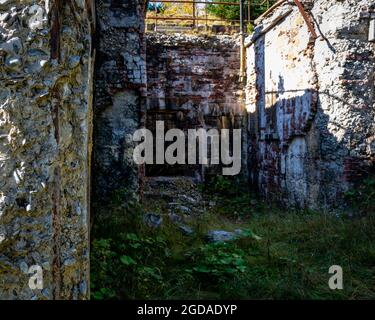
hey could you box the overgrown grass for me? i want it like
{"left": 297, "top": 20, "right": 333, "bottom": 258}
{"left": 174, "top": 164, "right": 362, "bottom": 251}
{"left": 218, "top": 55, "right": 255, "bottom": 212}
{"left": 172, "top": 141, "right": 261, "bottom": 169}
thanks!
{"left": 91, "top": 177, "right": 375, "bottom": 300}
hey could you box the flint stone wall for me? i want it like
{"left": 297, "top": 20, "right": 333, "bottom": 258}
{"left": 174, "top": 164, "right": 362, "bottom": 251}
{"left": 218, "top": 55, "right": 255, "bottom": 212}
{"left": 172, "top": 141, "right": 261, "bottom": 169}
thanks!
{"left": 0, "top": 0, "right": 94, "bottom": 299}
{"left": 246, "top": 0, "right": 375, "bottom": 208}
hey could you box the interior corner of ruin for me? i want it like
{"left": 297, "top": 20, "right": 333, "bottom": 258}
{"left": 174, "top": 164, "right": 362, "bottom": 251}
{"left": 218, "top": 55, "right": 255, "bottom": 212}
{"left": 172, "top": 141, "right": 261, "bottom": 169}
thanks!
{"left": 0, "top": 0, "right": 374, "bottom": 300}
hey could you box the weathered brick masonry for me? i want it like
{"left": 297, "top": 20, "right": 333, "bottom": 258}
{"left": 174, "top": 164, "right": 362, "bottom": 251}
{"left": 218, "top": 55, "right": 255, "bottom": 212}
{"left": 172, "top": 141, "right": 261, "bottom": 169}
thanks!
{"left": 246, "top": 0, "right": 375, "bottom": 208}
{"left": 146, "top": 33, "right": 246, "bottom": 178}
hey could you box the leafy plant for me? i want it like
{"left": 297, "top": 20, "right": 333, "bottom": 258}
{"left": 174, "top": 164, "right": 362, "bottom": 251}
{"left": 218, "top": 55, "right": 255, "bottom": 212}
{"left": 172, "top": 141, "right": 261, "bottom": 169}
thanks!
{"left": 185, "top": 242, "right": 247, "bottom": 282}
{"left": 207, "top": 0, "right": 241, "bottom": 21}
{"left": 91, "top": 174, "right": 375, "bottom": 300}
{"left": 207, "top": 0, "right": 277, "bottom": 23}
{"left": 91, "top": 230, "right": 170, "bottom": 299}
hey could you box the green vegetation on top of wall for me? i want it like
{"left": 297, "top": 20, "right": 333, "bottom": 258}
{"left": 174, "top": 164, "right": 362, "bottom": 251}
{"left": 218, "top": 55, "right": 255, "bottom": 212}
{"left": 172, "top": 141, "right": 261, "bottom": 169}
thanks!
{"left": 207, "top": 0, "right": 277, "bottom": 22}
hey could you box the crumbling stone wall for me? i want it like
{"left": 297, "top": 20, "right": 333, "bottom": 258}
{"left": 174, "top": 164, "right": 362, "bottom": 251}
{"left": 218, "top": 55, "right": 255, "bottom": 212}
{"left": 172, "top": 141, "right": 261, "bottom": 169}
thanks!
{"left": 93, "top": 0, "right": 147, "bottom": 204}
{"left": 246, "top": 0, "right": 375, "bottom": 208}
{"left": 1, "top": 0, "right": 373, "bottom": 301}
{"left": 0, "top": 0, "right": 94, "bottom": 299}
{"left": 146, "top": 33, "right": 246, "bottom": 178}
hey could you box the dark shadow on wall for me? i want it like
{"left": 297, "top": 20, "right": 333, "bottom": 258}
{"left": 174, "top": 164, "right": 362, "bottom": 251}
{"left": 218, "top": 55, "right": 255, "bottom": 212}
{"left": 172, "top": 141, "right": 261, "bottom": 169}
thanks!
{"left": 249, "top": 85, "right": 375, "bottom": 208}
{"left": 248, "top": 33, "right": 375, "bottom": 209}
{"left": 247, "top": 32, "right": 264, "bottom": 193}
{"left": 92, "top": 0, "right": 148, "bottom": 210}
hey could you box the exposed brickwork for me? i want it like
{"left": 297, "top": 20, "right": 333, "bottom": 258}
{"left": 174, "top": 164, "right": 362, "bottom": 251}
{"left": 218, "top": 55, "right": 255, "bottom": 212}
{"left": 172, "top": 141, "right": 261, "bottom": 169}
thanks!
{"left": 146, "top": 33, "right": 246, "bottom": 178}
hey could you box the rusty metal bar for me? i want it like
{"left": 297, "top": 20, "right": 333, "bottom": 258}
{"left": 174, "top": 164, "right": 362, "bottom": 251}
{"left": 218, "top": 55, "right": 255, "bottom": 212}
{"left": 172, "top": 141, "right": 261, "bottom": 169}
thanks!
{"left": 293, "top": 0, "right": 318, "bottom": 39}
{"left": 146, "top": 16, "right": 241, "bottom": 22}
{"left": 248, "top": 0, "right": 251, "bottom": 24}
{"left": 192, "top": 0, "right": 196, "bottom": 28}
{"left": 146, "top": 0, "right": 276, "bottom": 26}
{"left": 154, "top": 3, "right": 158, "bottom": 31}
{"left": 240, "top": 0, "right": 244, "bottom": 33}
{"left": 149, "top": 0, "right": 241, "bottom": 5}
{"left": 205, "top": 0, "right": 208, "bottom": 30}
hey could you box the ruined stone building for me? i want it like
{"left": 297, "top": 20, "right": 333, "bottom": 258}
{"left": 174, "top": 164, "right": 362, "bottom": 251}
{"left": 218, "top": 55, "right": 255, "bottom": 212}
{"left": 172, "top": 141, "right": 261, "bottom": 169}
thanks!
{"left": 246, "top": 0, "right": 375, "bottom": 209}
{"left": 0, "top": 0, "right": 374, "bottom": 299}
